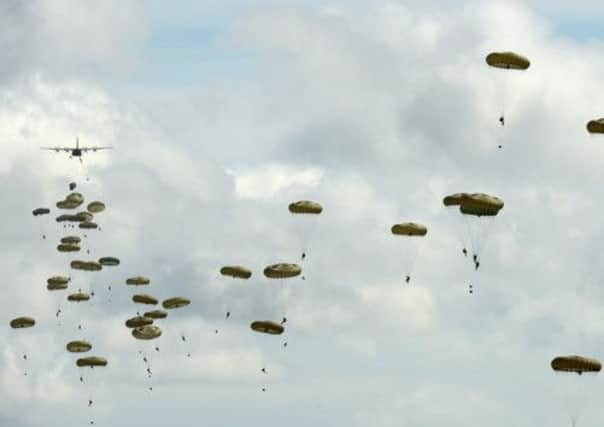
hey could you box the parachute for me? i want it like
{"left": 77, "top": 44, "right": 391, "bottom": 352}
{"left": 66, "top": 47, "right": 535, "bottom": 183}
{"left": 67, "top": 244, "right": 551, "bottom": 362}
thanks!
{"left": 263, "top": 263, "right": 302, "bottom": 279}
{"left": 67, "top": 341, "right": 92, "bottom": 353}
{"left": 251, "top": 321, "right": 284, "bottom": 335}
{"left": 48, "top": 276, "right": 70, "bottom": 286}
{"left": 61, "top": 236, "right": 81, "bottom": 244}
{"left": 125, "top": 316, "right": 154, "bottom": 328}
{"left": 47, "top": 282, "right": 68, "bottom": 291}
{"left": 485, "top": 51, "right": 530, "bottom": 132}
{"left": 288, "top": 200, "right": 323, "bottom": 214}
{"left": 57, "top": 243, "right": 80, "bottom": 253}
{"left": 99, "top": 257, "right": 120, "bottom": 266}
{"left": 162, "top": 297, "right": 190, "bottom": 309}
{"left": 288, "top": 200, "right": 323, "bottom": 263}
{"left": 126, "top": 276, "right": 150, "bottom": 286}
{"left": 391, "top": 222, "right": 428, "bottom": 284}
{"left": 144, "top": 310, "right": 168, "bottom": 320}
{"left": 133, "top": 294, "right": 158, "bottom": 305}
{"left": 220, "top": 265, "right": 252, "bottom": 279}
{"left": 68, "top": 292, "right": 90, "bottom": 302}
{"left": 391, "top": 223, "right": 428, "bottom": 236}
{"left": 71, "top": 260, "right": 102, "bottom": 272}
{"left": 87, "top": 201, "right": 105, "bottom": 214}
{"left": 551, "top": 355, "right": 601, "bottom": 426}
{"left": 32, "top": 208, "right": 50, "bottom": 216}
{"left": 10, "top": 317, "right": 35, "bottom": 328}
{"left": 551, "top": 356, "right": 602, "bottom": 374}
{"left": 76, "top": 356, "right": 107, "bottom": 367}
{"left": 79, "top": 221, "right": 98, "bottom": 230}
{"left": 587, "top": 119, "right": 604, "bottom": 134}
{"left": 132, "top": 325, "right": 162, "bottom": 340}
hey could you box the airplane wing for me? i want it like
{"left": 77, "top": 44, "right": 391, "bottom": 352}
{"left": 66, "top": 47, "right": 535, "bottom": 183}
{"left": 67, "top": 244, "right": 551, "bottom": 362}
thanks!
{"left": 79, "top": 146, "right": 113, "bottom": 152}
{"left": 40, "top": 147, "right": 72, "bottom": 152}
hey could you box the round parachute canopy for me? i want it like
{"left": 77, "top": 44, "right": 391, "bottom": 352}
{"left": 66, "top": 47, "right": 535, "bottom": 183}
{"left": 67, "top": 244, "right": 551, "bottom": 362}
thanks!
{"left": 99, "top": 257, "right": 120, "bottom": 267}
{"left": 79, "top": 221, "right": 98, "bottom": 230}
{"left": 47, "top": 282, "right": 68, "bottom": 291}
{"left": 68, "top": 292, "right": 90, "bottom": 302}
{"left": 443, "top": 193, "right": 504, "bottom": 216}
{"left": 288, "top": 200, "right": 323, "bottom": 214}
{"left": 47, "top": 276, "right": 70, "bottom": 286}
{"left": 74, "top": 211, "right": 93, "bottom": 222}
{"left": 10, "top": 317, "right": 35, "bottom": 329}
{"left": 126, "top": 276, "right": 150, "bottom": 286}
{"left": 66, "top": 192, "right": 84, "bottom": 204}
{"left": 132, "top": 294, "right": 158, "bottom": 305}
{"left": 250, "top": 320, "right": 284, "bottom": 335}
{"left": 56, "top": 214, "right": 76, "bottom": 222}
{"left": 220, "top": 265, "right": 252, "bottom": 279}
{"left": 162, "top": 297, "right": 190, "bottom": 309}
{"left": 391, "top": 222, "right": 428, "bottom": 236}
{"left": 66, "top": 340, "right": 92, "bottom": 353}
{"left": 32, "top": 208, "right": 50, "bottom": 216}
{"left": 87, "top": 201, "right": 105, "bottom": 213}
{"left": 61, "top": 236, "right": 81, "bottom": 244}
{"left": 485, "top": 51, "right": 530, "bottom": 70}
{"left": 69, "top": 182, "right": 77, "bottom": 191}
{"left": 57, "top": 243, "right": 80, "bottom": 253}
{"left": 551, "top": 355, "right": 602, "bottom": 374}
{"left": 144, "top": 310, "right": 168, "bottom": 320}
{"left": 125, "top": 316, "right": 154, "bottom": 328}
{"left": 587, "top": 118, "right": 604, "bottom": 134}
{"left": 76, "top": 356, "right": 107, "bottom": 368}
{"left": 56, "top": 200, "right": 80, "bottom": 210}
{"left": 71, "top": 260, "right": 102, "bottom": 272}
{"left": 264, "top": 263, "right": 302, "bottom": 279}
{"left": 132, "top": 325, "right": 162, "bottom": 340}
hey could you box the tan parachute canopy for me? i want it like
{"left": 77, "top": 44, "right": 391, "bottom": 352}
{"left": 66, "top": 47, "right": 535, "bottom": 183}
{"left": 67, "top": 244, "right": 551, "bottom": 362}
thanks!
{"left": 79, "top": 221, "right": 98, "bottom": 230}
{"left": 61, "top": 236, "right": 81, "bottom": 244}
{"left": 68, "top": 292, "right": 90, "bottom": 302}
{"left": 10, "top": 317, "right": 35, "bottom": 328}
{"left": 87, "top": 201, "right": 105, "bottom": 214}
{"left": 288, "top": 200, "right": 323, "bottom": 214}
{"left": 551, "top": 355, "right": 602, "bottom": 374}
{"left": 99, "top": 257, "right": 120, "bottom": 266}
{"left": 48, "top": 276, "right": 70, "bottom": 286}
{"left": 76, "top": 356, "right": 107, "bottom": 367}
{"left": 75, "top": 211, "right": 93, "bottom": 222}
{"left": 66, "top": 192, "right": 84, "bottom": 204}
{"left": 71, "top": 260, "right": 102, "bottom": 271}
{"left": 126, "top": 276, "right": 150, "bottom": 286}
{"left": 250, "top": 320, "right": 284, "bottom": 335}
{"left": 66, "top": 341, "right": 92, "bottom": 353}
{"left": 443, "top": 193, "right": 504, "bottom": 216}
{"left": 125, "top": 316, "right": 154, "bottom": 328}
{"left": 162, "top": 297, "right": 190, "bottom": 309}
{"left": 264, "top": 263, "right": 302, "bottom": 279}
{"left": 220, "top": 265, "right": 252, "bottom": 279}
{"left": 391, "top": 222, "right": 428, "bottom": 236}
{"left": 133, "top": 294, "right": 158, "bottom": 305}
{"left": 486, "top": 52, "right": 530, "bottom": 70}
{"left": 56, "top": 214, "right": 77, "bottom": 222}
{"left": 32, "top": 208, "right": 50, "bottom": 216}
{"left": 57, "top": 243, "right": 80, "bottom": 253}
{"left": 144, "top": 310, "right": 168, "bottom": 319}
{"left": 587, "top": 118, "right": 604, "bottom": 134}
{"left": 47, "top": 281, "right": 68, "bottom": 291}
{"left": 132, "top": 325, "right": 162, "bottom": 340}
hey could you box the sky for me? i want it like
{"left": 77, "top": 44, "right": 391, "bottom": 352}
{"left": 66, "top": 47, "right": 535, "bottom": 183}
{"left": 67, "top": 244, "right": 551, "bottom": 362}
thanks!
{"left": 3, "top": 1, "right": 604, "bottom": 426}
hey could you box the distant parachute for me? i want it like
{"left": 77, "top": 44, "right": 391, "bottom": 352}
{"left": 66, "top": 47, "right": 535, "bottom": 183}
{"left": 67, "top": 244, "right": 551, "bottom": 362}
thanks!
{"left": 391, "top": 222, "right": 428, "bottom": 284}
{"left": 58, "top": 243, "right": 80, "bottom": 253}
{"left": 61, "top": 236, "right": 81, "bottom": 244}
{"left": 288, "top": 200, "right": 323, "bottom": 214}
{"left": 132, "top": 325, "right": 162, "bottom": 340}
{"left": 251, "top": 321, "right": 284, "bottom": 335}
{"left": 47, "top": 281, "right": 68, "bottom": 291}
{"left": 125, "top": 316, "right": 154, "bottom": 328}
{"left": 79, "top": 221, "right": 98, "bottom": 230}
{"left": 391, "top": 222, "right": 428, "bottom": 236}
{"left": 10, "top": 317, "right": 35, "bottom": 328}
{"left": 76, "top": 356, "right": 107, "bottom": 367}
{"left": 263, "top": 263, "right": 302, "bottom": 279}
{"left": 87, "top": 201, "right": 105, "bottom": 214}
{"left": 67, "top": 341, "right": 92, "bottom": 353}
{"left": 126, "top": 276, "right": 150, "bottom": 286}
{"left": 99, "top": 257, "right": 120, "bottom": 266}
{"left": 68, "top": 292, "right": 90, "bottom": 302}
{"left": 71, "top": 260, "right": 102, "bottom": 272}
{"left": 220, "top": 265, "right": 252, "bottom": 279}
{"left": 48, "top": 276, "right": 70, "bottom": 287}
{"left": 162, "top": 297, "right": 190, "bottom": 309}
{"left": 32, "top": 208, "right": 50, "bottom": 216}
{"left": 587, "top": 119, "right": 604, "bottom": 134}
{"left": 443, "top": 193, "right": 504, "bottom": 216}
{"left": 288, "top": 200, "right": 323, "bottom": 263}
{"left": 551, "top": 356, "right": 602, "bottom": 374}
{"left": 144, "top": 310, "right": 168, "bottom": 320}
{"left": 133, "top": 294, "right": 158, "bottom": 305}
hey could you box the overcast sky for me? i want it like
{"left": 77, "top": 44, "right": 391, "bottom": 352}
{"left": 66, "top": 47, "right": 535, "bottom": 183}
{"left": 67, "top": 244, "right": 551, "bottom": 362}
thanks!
{"left": 3, "top": 1, "right": 604, "bottom": 426}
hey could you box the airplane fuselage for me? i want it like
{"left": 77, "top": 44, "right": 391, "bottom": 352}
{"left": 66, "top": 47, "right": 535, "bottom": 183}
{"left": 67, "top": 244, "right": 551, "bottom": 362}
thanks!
{"left": 72, "top": 149, "right": 82, "bottom": 157}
